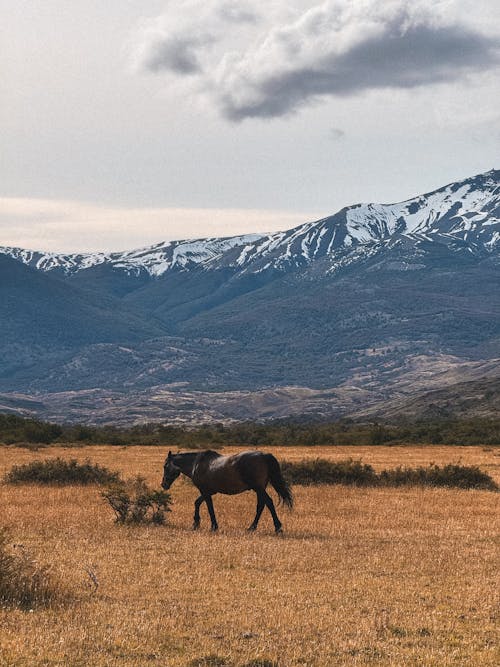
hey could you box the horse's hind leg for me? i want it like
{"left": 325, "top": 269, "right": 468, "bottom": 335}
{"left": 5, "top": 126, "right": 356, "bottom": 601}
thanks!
{"left": 193, "top": 495, "right": 204, "bottom": 530}
{"left": 248, "top": 490, "right": 265, "bottom": 532}
{"left": 205, "top": 495, "right": 218, "bottom": 532}
{"left": 263, "top": 490, "right": 283, "bottom": 534}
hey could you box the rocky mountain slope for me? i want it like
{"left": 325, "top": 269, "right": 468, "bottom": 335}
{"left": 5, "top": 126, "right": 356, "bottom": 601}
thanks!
{"left": 1, "top": 169, "right": 499, "bottom": 423}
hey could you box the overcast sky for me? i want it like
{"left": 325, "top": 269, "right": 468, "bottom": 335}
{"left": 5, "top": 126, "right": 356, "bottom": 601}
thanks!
{"left": 1, "top": 0, "right": 499, "bottom": 252}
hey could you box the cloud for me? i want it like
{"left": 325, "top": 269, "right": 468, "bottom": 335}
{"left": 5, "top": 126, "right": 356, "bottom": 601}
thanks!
{"left": 0, "top": 198, "right": 312, "bottom": 253}
{"left": 135, "top": 0, "right": 500, "bottom": 120}
{"left": 134, "top": 1, "right": 259, "bottom": 75}
{"left": 138, "top": 34, "right": 213, "bottom": 75}
{"left": 215, "top": 1, "right": 259, "bottom": 24}
{"left": 330, "top": 127, "right": 345, "bottom": 141}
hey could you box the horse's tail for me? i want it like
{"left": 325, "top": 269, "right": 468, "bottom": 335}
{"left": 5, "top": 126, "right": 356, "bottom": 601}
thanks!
{"left": 265, "top": 454, "right": 293, "bottom": 509}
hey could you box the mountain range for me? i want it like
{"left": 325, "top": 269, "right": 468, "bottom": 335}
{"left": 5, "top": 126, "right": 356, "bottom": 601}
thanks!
{"left": 1, "top": 169, "right": 499, "bottom": 424}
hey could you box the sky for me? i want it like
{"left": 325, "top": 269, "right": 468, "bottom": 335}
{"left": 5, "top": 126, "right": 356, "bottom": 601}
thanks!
{"left": 1, "top": 0, "right": 499, "bottom": 252}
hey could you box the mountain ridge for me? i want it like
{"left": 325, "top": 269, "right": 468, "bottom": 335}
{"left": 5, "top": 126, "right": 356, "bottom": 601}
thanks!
{"left": 1, "top": 168, "right": 499, "bottom": 423}
{"left": 2, "top": 168, "right": 499, "bottom": 280}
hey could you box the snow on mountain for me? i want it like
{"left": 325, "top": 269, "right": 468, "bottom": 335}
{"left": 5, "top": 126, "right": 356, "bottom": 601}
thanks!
{"left": 345, "top": 169, "right": 500, "bottom": 243}
{"left": 1, "top": 234, "right": 266, "bottom": 278}
{"left": 2, "top": 169, "right": 499, "bottom": 278}
{"left": 107, "top": 234, "right": 265, "bottom": 277}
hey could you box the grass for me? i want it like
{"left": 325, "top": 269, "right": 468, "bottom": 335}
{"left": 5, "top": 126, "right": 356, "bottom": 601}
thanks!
{"left": 0, "top": 444, "right": 498, "bottom": 666}
{"left": 0, "top": 527, "right": 61, "bottom": 610}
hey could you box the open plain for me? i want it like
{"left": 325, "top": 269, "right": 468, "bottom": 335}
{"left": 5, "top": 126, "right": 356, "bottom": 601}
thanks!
{"left": 0, "top": 445, "right": 499, "bottom": 667}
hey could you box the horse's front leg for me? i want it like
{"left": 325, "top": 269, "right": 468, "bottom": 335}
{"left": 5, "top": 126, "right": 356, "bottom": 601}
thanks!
{"left": 205, "top": 495, "right": 218, "bottom": 532}
{"left": 193, "top": 495, "right": 204, "bottom": 530}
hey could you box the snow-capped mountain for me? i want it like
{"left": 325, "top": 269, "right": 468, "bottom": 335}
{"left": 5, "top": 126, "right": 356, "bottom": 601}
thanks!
{"left": 1, "top": 169, "right": 500, "bottom": 424}
{"left": 2, "top": 169, "right": 499, "bottom": 279}
{"left": 0, "top": 234, "right": 266, "bottom": 277}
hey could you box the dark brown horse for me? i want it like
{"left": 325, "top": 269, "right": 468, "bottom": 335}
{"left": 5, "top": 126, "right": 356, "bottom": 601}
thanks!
{"left": 161, "top": 450, "right": 293, "bottom": 533}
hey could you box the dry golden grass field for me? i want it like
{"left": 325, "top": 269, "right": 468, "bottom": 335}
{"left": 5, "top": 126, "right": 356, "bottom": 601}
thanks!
{"left": 0, "top": 445, "right": 499, "bottom": 667}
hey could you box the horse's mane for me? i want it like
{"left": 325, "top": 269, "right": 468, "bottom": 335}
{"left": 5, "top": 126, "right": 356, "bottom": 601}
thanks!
{"left": 172, "top": 452, "right": 199, "bottom": 467}
{"left": 196, "top": 449, "right": 221, "bottom": 463}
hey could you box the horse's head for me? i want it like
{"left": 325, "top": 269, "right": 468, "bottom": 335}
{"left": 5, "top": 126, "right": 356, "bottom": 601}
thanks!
{"left": 161, "top": 451, "right": 181, "bottom": 489}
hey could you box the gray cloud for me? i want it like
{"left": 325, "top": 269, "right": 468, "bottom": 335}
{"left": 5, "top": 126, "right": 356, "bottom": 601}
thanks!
{"left": 135, "top": 0, "right": 258, "bottom": 75}
{"left": 136, "top": 0, "right": 500, "bottom": 120}
{"left": 216, "top": 1, "right": 259, "bottom": 24}
{"left": 330, "top": 127, "right": 345, "bottom": 141}
{"left": 216, "top": 2, "right": 500, "bottom": 120}
{"left": 140, "top": 34, "right": 214, "bottom": 74}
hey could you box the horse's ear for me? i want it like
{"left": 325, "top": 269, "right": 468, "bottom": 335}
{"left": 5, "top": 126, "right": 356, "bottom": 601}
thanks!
{"left": 167, "top": 450, "right": 172, "bottom": 460}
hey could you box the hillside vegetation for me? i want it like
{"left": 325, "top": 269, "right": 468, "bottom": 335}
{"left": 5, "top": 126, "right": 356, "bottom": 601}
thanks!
{"left": 1, "top": 413, "right": 500, "bottom": 447}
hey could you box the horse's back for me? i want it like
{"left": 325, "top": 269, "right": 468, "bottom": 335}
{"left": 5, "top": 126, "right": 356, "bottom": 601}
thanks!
{"left": 195, "top": 449, "right": 221, "bottom": 468}
{"left": 192, "top": 450, "right": 269, "bottom": 495}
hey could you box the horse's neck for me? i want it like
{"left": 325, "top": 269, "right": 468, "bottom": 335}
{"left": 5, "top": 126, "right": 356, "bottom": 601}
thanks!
{"left": 175, "top": 453, "right": 198, "bottom": 478}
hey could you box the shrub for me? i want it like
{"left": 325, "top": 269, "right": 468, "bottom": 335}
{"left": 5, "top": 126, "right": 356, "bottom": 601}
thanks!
{"left": 102, "top": 477, "right": 172, "bottom": 525}
{"left": 282, "top": 459, "right": 498, "bottom": 491}
{"left": 187, "top": 656, "right": 277, "bottom": 667}
{"left": 4, "top": 458, "right": 121, "bottom": 486}
{"left": 22, "top": 422, "right": 63, "bottom": 444}
{"left": 282, "top": 458, "right": 378, "bottom": 486}
{"left": 188, "top": 657, "right": 231, "bottom": 667}
{"left": 187, "top": 657, "right": 231, "bottom": 667}
{"left": 378, "top": 464, "right": 498, "bottom": 491}
{"left": 0, "top": 527, "right": 60, "bottom": 609}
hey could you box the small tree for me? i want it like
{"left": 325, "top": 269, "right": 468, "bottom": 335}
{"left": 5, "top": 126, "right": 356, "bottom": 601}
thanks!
{"left": 102, "top": 477, "right": 172, "bottom": 525}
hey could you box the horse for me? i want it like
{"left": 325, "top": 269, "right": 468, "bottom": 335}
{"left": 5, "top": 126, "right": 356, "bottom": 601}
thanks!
{"left": 161, "top": 449, "right": 293, "bottom": 533}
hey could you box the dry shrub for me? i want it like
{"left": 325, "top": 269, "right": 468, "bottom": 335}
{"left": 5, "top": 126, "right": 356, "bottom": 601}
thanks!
{"left": 4, "top": 458, "right": 121, "bottom": 486}
{"left": 102, "top": 476, "right": 172, "bottom": 524}
{"left": 187, "top": 657, "right": 231, "bottom": 667}
{"left": 282, "top": 458, "right": 378, "bottom": 486}
{"left": 0, "top": 527, "right": 60, "bottom": 609}
{"left": 282, "top": 458, "right": 498, "bottom": 490}
{"left": 378, "top": 463, "right": 498, "bottom": 490}
{"left": 187, "top": 657, "right": 277, "bottom": 667}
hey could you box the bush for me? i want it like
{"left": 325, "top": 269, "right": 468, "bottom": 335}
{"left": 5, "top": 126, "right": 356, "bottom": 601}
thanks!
{"left": 282, "top": 458, "right": 378, "bottom": 486}
{"left": 187, "top": 657, "right": 231, "bottom": 667}
{"left": 22, "top": 422, "right": 63, "bottom": 444}
{"left": 4, "top": 458, "right": 121, "bottom": 486}
{"left": 102, "top": 477, "right": 172, "bottom": 525}
{"left": 282, "top": 459, "right": 498, "bottom": 491}
{"left": 0, "top": 527, "right": 60, "bottom": 609}
{"left": 378, "top": 464, "right": 498, "bottom": 491}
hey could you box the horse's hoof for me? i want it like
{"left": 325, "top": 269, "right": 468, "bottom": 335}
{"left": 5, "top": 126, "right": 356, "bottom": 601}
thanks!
{"left": 247, "top": 526, "right": 257, "bottom": 532}
{"left": 192, "top": 524, "right": 200, "bottom": 531}
{"left": 210, "top": 526, "right": 219, "bottom": 533}
{"left": 275, "top": 527, "right": 283, "bottom": 535}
